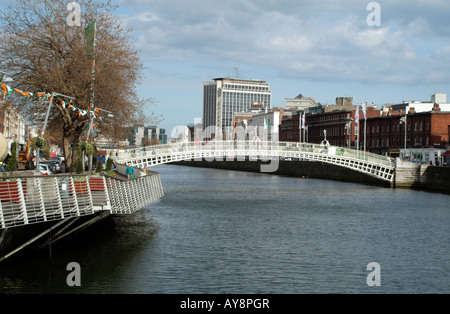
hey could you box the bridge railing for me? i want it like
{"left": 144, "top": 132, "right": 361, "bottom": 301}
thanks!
{"left": 117, "top": 140, "right": 394, "bottom": 168}
{"left": 0, "top": 172, "right": 164, "bottom": 230}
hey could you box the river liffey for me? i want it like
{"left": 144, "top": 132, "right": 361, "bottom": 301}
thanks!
{"left": 0, "top": 164, "right": 449, "bottom": 294}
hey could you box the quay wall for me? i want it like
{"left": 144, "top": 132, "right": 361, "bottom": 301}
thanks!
{"left": 173, "top": 158, "right": 391, "bottom": 187}
{"left": 174, "top": 158, "right": 450, "bottom": 193}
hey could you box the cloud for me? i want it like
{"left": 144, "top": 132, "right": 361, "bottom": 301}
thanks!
{"left": 116, "top": 0, "right": 449, "bottom": 86}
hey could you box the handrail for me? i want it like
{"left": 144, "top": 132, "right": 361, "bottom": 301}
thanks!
{"left": 0, "top": 172, "right": 164, "bottom": 230}
{"left": 116, "top": 140, "right": 395, "bottom": 169}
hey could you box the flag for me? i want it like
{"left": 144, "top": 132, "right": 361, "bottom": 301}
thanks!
{"left": 355, "top": 104, "right": 359, "bottom": 123}
{"left": 362, "top": 102, "right": 367, "bottom": 120}
{"left": 85, "top": 21, "right": 96, "bottom": 59}
{"left": 302, "top": 113, "right": 306, "bottom": 129}
{"left": 267, "top": 117, "right": 270, "bottom": 130}
{"left": 1, "top": 83, "right": 13, "bottom": 96}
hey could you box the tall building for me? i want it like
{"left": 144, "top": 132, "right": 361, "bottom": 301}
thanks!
{"left": 203, "top": 78, "right": 271, "bottom": 138}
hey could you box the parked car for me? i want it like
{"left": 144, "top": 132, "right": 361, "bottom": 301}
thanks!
{"left": 39, "top": 164, "right": 52, "bottom": 175}
{"left": 49, "top": 157, "right": 65, "bottom": 173}
{"left": 40, "top": 161, "right": 57, "bottom": 174}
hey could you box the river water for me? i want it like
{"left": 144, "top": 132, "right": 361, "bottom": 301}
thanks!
{"left": 0, "top": 164, "right": 449, "bottom": 294}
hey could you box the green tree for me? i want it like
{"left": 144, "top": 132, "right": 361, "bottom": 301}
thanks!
{"left": 95, "top": 159, "right": 103, "bottom": 173}
{"left": 6, "top": 142, "right": 18, "bottom": 174}
{"left": 105, "top": 156, "right": 114, "bottom": 172}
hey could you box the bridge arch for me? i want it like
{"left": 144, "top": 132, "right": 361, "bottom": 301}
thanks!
{"left": 116, "top": 141, "right": 395, "bottom": 184}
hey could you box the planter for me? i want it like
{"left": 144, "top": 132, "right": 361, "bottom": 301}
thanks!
{"left": 89, "top": 177, "right": 105, "bottom": 191}
{"left": 73, "top": 181, "right": 88, "bottom": 195}
{"left": 0, "top": 180, "right": 27, "bottom": 203}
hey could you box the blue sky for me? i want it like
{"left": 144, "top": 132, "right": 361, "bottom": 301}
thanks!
{"left": 2, "top": 0, "right": 450, "bottom": 135}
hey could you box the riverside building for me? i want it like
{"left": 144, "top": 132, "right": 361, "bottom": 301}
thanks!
{"left": 203, "top": 78, "right": 271, "bottom": 139}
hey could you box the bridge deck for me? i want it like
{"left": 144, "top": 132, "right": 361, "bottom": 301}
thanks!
{"left": 116, "top": 141, "right": 395, "bottom": 183}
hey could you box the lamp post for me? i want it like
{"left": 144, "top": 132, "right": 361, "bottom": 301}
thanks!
{"left": 38, "top": 92, "right": 75, "bottom": 172}
{"left": 400, "top": 114, "right": 407, "bottom": 160}
{"left": 345, "top": 121, "right": 352, "bottom": 148}
{"left": 86, "top": 106, "right": 114, "bottom": 171}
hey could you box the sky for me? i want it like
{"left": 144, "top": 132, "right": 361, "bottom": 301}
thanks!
{"left": 2, "top": 0, "right": 450, "bottom": 136}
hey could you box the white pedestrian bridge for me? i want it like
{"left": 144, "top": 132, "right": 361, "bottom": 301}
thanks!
{"left": 117, "top": 140, "right": 396, "bottom": 183}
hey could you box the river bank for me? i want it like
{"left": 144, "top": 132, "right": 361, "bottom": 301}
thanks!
{"left": 173, "top": 158, "right": 450, "bottom": 194}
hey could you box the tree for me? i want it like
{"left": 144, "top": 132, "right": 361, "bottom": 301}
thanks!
{"left": 0, "top": 0, "right": 158, "bottom": 171}
{"left": 6, "top": 142, "right": 18, "bottom": 174}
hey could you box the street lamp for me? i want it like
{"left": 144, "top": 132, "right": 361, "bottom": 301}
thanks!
{"left": 37, "top": 92, "right": 75, "bottom": 172}
{"left": 345, "top": 120, "right": 353, "bottom": 148}
{"left": 399, "top": 114, "right": 407, "bottom": 160}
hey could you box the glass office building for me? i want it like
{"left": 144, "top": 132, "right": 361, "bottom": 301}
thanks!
{"left": 203, "top": 78, "right": 271, "bottom": 138}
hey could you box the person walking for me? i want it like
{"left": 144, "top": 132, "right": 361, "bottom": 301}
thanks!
{"left": 126, "top": 163, "right": 135, "bottom": 180}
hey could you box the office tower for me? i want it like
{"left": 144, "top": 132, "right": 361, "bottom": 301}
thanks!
{"left": 203, "top": 77, "right": 271, "bottom": 138}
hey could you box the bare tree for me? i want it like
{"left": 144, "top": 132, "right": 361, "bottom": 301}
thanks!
{"left": 0, "top": 0, "right": 158, "bottom": 171}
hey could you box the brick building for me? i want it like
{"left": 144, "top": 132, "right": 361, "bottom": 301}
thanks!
{"left": 280, "top": 104, "right": 381, "bottom": 147}
{"left": 361, "top": 104, "right": 450, "bottom": 163}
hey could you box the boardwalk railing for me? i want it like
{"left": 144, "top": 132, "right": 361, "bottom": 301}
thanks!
{"left": 0, "top": 172, "right": 164, "bottom": 229}
{"left": 117, "top": 140, "right": 395, "bottom": 182}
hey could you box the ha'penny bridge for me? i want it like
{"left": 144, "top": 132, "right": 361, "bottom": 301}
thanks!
{"left": 0, "top": 140, "right": 396, "bottom": 262}
{"left": 118, "top": 140, "right": 396, "bottom": 182}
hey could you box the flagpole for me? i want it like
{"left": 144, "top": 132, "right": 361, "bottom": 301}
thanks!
{"left": 364, "top": 102, "right": 367, "bottom": 157}
{"left": 303, "top": 113, "right": 306, "bottom": 144}
{"left": 87, "top": 21, "right": 96, "bottom": 171}
{"left": 356, "top": 103, "right": 359, "bottom": 155}
{"left": 88, "top": 21, "right": 96, "bottom": 144}
{"left": 298, "top": 113, "right": 301, "bottom": 144}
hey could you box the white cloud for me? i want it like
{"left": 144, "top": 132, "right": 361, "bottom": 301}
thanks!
{"left": 115, "top": 0, "right": 450, "bottom": 87}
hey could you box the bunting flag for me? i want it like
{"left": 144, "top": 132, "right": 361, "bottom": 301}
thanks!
{"left": 267, "top": 117, "right": 270, "bottom": 130}
{"left": 1, "top": 83, "right": 13, "bottom": 96}
{"left": 302, "top": 113, "right": 306, "bottom": 129}
{"left": 1, "top": 83, "right": 103, "bottom": 119}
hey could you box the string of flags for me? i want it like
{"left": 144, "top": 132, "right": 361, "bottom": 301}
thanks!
{"left": 1, "top": 82, "right": 99, "bottom": 118}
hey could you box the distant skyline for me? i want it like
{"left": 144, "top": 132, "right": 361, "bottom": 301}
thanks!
{"left": 2, "top": 0, "right": 450, "bottom": 136}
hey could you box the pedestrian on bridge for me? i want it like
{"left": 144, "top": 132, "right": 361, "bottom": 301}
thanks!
{"left": 126, "top": 163, "right": 135, "bottom": 180}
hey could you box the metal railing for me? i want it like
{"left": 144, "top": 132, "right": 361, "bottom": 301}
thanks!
{"left": 0, "top": 172, "right": 164, "bottom": 229}
{"left": 116, "top": 140, "right": 395, "bottom": 182}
